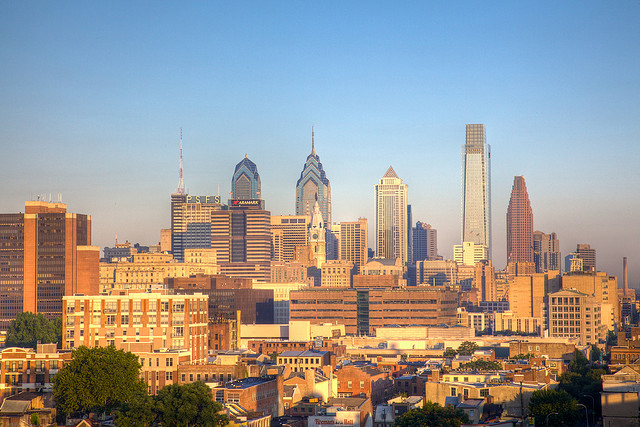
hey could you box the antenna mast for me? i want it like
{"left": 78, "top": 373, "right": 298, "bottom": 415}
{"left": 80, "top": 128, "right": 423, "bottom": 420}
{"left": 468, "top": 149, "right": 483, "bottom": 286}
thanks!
{"left": 177, "top": 128, "right": 185, "bottom": 194}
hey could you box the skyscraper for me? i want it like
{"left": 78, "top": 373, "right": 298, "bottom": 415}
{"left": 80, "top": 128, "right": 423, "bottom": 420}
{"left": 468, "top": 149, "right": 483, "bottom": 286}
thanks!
{"left": 375, "top": 166, "right": 408, "bottom": 264}
{"left": 413, "top": 222, "right": 439, "bottom": 262}
{"left": 232, "top": 155, "right": 261, "bottom": 200}
{"left": 461, "top": 124, "right": 491, "bottom": 259}
{"left": 295, "top": 127, "right": 331, "bottom": 225}
{"left": 211, "top": 200, "right": 271, "bottom": 282}
{"left": 0, "top": 201, "right": 99, "bottom": 329}
{"left": 339, "top": 218, "right": 368, "bottom": 273}
{"left": 576, "top": 244, "right": 596, "bottom": 272}
{"left": 533, "top": 231, "right": 561, "bottom": 273}
{"left": 506, "top": 176, "right": 533, "bottom": 264}
{"left": 171, "top": 194, "right": 221, "bottom": 262}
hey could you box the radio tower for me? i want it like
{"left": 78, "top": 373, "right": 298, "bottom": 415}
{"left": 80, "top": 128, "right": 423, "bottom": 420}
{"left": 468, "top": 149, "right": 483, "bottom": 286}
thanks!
{"left": 177, "top": 128, "right": 185, "bottom": 194}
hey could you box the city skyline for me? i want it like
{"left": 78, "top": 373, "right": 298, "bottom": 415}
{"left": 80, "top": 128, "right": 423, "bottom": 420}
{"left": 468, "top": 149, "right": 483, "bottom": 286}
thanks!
{"left": 1, "top": 2, "right": 639, "bottom": 286}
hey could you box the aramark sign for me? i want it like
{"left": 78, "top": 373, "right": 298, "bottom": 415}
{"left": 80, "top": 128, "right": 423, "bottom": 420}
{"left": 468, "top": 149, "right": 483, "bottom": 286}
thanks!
{"left": 186, "top": 195, "right": 220, "bottom": 204}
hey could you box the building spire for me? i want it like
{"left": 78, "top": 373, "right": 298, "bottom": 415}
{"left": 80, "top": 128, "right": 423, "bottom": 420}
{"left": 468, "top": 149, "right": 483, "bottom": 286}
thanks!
{"left": 311, "top": 126, "right": 316, "bottom": 156}
{"left": 177, "top": 128, "right": 185, "bottom": 194}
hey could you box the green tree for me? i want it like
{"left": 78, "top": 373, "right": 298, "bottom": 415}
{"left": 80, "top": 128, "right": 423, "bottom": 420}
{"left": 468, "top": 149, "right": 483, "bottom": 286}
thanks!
{"left": 394, "top": 401, "right": 469, "bottom": 427}
{"left": 459, "top": 360, "right": 502, "bottom": 371}
{"left": 155, "top": 382, "right": 229, "bottom": 427}
{"left": 511, "top": 353, "right": 536, "bottom": 360}
{"left": 53, "top": 346, "right": 146, "bottom": 419}
{"left": 443, "top": 348, "right": 457, "bottom": 357}
{"left": 5, "top": 312, "right": 61, "bottom": 348}
{"left": 114, "top": 391, "right": 155, "bottom": 427}
{"left": 456, "top": 341, "right": 479, "bottom": 356}
{"left": 528, "top": 389, "right": 580, "bottom": 426}
{"left": 558, "top": 350, "right": 605, "bottom": 418}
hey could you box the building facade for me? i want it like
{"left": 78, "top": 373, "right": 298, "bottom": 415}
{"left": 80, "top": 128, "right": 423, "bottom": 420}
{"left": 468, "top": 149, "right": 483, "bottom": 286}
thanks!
{"left": 170, "top": 194, "right": 222, "bottom": 262}
{"left": 547, "top": 289, "right": 605, "bottom": 346}
{"left": 533, "top": 231, "right": 561, "bottom": 273}
{"left": 461, "top": 124, "right": 491, "bottom": 259}
{"left": 339, "top": 219, "right": 368, "bottom": 273}
{"left": 575, "top": 244, "right": 596, "bottom": 272}
{"left": 506, "top": 176, "right": 533, "bottom": 264}
{"left": 211, "top": 201, "right": 271, "bottom": 282}
{"left": 453, "top": 241, "right": 488, "bottom": 266}
{"left": 413, "top": 222, "right": 439, "bottom": 262}
{"left": 0, "top": 202, "right": 98, "bottom": 329}
{"left": 232, "top": 155, "right": 261, "bottom": 200}
{"left": 271, "top": 215, "right": 310, "bottom": 262}
{"left": 295, "top": 128, "right": 331, "bottom": 225}
{"left": 374, "top": 167, "right": 408, "bottom": 265}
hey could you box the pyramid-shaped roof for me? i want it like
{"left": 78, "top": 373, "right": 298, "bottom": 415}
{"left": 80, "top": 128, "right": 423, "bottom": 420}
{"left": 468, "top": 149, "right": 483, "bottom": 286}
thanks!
{"left": 383, "top": 166, "right": 398, "bottom": 178}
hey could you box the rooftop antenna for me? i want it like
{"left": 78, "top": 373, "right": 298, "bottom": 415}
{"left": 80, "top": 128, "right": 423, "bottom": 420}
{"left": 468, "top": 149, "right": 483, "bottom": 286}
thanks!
{"left": 311, "top": 126, "right": 316, "bottom": 155}
{"left": 176, "top": 128, "right": 185, "bottom": 195}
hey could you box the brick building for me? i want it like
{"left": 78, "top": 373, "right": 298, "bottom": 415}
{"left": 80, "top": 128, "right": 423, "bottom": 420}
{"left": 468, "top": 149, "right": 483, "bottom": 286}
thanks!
{"left": 212, "top": 376, "right": 283, "bottom": 418}
{"left": 289, "top": 287, "right": 458, "bottom": 335}
{"left": 336, "top": 365, "right": 393, "bottom": 405}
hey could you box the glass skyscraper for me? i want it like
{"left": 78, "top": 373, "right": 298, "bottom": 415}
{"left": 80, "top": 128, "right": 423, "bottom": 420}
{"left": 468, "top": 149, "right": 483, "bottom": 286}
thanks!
{"left": 232, "top": 155, "right": 261, "bottom": 200}
{"left": 461, "top": 124, "right": 491, "bottom": 259}
{"left": 295, "top": 128, "right": 331, "bottom": 225}
{"left": 375, "top": 166, "right": 408, "bottom": 264}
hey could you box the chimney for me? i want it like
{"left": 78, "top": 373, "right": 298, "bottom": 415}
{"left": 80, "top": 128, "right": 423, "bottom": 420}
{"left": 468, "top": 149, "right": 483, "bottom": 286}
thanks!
{"left": 624, "top": 257, "right": 629, "bottom": 294}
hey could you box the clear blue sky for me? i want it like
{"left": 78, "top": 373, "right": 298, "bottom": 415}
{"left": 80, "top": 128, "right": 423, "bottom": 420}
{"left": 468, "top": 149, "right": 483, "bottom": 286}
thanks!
{"left": 1, "top": 1, "right": 639, "bottom": 285}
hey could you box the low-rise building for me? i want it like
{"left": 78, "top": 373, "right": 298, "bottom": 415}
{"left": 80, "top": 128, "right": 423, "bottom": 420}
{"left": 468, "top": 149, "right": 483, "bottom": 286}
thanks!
{"left": 212, "top": 376, "right": 283, "bottom": 418}
{"left": 336, "top": 364, "right": 393, "bottom": 405}
{"left": 277, "top": 350, "right": 331, "bottom": 373}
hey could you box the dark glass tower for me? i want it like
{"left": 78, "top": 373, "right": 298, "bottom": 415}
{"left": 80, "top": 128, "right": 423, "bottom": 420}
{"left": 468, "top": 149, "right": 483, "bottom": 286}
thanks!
{"left": 295, "top": 127, "right": 331, "bottom": 225}
{"left": 232, "top": 155, "right": 261, "bottom": 200}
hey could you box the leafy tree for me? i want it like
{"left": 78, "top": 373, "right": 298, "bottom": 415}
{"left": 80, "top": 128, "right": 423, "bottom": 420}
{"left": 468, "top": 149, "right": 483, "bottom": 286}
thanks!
{"left": 114, "top": 391, "right": 155, "bottom": 427}
{"left": 527, "top": 389, "right": 580, "bottom": 426}
{"left": 394, "top": 401, "right": 469, "bottom": 427}
{"left": 443, "top": 348, "right": 457, "bottom": 357}
{"left": 456, "top": 341, "right": 479, "bottom": 356}
{"left": 558, "top": 350, "right": 605, "bottom": 418}
{"left": 459, "top": 360, "right": 502, "bottom": 371}
{"left": 53, "top": 346, "right": 146, "bottom": 419}
{"left": 511, "top": 353, "right": 536, "bottom": 360}
{"left": 5, "top": 312, "right": 61, "bottom": 348}
{"left": 155, "top": 382, "right": 229, "bottom": 427}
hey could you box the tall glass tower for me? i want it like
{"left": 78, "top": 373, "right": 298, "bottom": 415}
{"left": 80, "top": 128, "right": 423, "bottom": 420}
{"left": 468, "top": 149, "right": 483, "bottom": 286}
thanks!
{"left": 232, "top": 155, "right": 261, "bottom": 200}
{"left": 295, "top": 127, "right": 331, "bottom": 225}
{"left": 375, "top": 166, "right": 408, "bottom": 264}
{"left": 461, "top": 124, "right": 491, "bottom": 259}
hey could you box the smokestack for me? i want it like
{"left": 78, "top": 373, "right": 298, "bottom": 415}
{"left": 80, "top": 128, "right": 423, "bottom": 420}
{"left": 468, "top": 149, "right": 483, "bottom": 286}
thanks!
{"left": 623, "top": 257, "right": 628, "bottom": 294}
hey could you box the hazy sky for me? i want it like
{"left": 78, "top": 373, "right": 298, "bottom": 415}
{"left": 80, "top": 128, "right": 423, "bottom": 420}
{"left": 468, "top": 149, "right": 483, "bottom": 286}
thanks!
{"left": 1, "top": 2, "right": 639, "bottom": 286}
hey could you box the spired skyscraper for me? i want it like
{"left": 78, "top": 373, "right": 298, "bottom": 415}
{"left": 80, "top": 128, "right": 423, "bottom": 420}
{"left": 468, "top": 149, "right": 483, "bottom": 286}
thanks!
{"left": 461, "top": 124, "right": 491, "bottom": 259}
{"left": 232, "top": 155, "right": 261, "bottom": 199}
{"left": 506, "top": 176, "right": 533, "bottom": 264}
{"left": 295, "top": 127, "right": 331, "bottom": 225}
{"left": 375, "top": 166, "right": 408, "bottom": 264}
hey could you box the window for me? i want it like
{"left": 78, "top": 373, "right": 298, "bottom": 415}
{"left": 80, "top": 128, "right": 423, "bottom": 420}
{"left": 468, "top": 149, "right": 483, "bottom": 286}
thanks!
{"left": 348, "top": 381, "right": 352, "bottom": 388}
{"left": 450, "top": 387, "right": 457, "bottom": 397}
{"left": 166, "top": 358, "right": 173, "bottom": 367}
{"left": 480, "top": 389, "right": 489, "bottom": 397}
{"left": 359, "top": 381, "right": 365, "bottom": 388}
{"left": 166, "top": 371, "right": 173, "bottom": 381}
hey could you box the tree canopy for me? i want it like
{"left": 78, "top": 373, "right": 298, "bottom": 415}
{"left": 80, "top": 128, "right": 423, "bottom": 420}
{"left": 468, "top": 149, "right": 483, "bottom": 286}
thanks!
{"left": 53, "top": 346, "right": 146, "bottom": 418}
{"left": 456, "top": 341, "right": 479, "bottom": 356}
{"left": 459, "top": 360, "right": 502, "bottom": 371}
{"left": 153, "top": 382, "right": 228, "bottom": 427}
{"left": 527, "top": 389, "right": 580, "bottom": 426}
{"left": 394, "top": 401, "right": 469, "bottom": 427}
{"left": 558, "top": 350, "right": 605, "bottom": 418}
{"left": 5, "top": 312, "right": 61, "bottom": 348}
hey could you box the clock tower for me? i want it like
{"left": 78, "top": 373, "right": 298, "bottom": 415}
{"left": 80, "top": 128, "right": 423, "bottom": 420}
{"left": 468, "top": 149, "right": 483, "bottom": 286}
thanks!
{"left": 309, "top": 199, "right": 326, "bottom": 268}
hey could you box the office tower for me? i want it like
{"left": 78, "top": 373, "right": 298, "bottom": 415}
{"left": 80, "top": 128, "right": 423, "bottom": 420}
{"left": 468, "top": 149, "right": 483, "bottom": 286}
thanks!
{"left": 453, "top": 241, "right": 488, "bottom": 266}
{"left": 576, "top": 244, "right": 596, "bottom": 272}
{"left": 170, "top": 194, "right": 221, "bottom": 262}
{"left": 295, "top": 127, "right": 331, "bottom": 225}
{"left": 533, "top": 231, "right": 561, "bottom": 273}
{"left": 339, "top": 218, "right": 368, "bottom": 273}
{"left": 375, "top": 166, "right": 408, "bottom": 264}
{"left": 326, "top": 223, "right": 340, "bottom": 261}
{"left": 461, "top": 124, "right": 491, "bottom": 259}
{"left": 270, "top": 215, "right": 310, "bottom": 262}
{"left": 413, "top": 222, "right": 439, "bottom": 262}
{"left": 506, "top": 176, "right": 533, "bottom": 264}
{"left": 232, "top": 155, "right": 261, "bottom": 200}
{"left": 565, "top": 253, "right": 583, "bottom": 273}
{"left": 407, "top": 205, "right": 413, "bottom": 265}
{"left": 308, "top": 201, "right": 326, "bottom": 268}
{"left": 211, "top": 200, "right": 271, "bottom": 282}
{"left": 0, "top": 201, "right": 98, "bottom": 329}
{"left": 475, "top": 260, "right": 497, "bottom": 302}
{"left": 561, "top": 271, "right": 619, "bottom": 331}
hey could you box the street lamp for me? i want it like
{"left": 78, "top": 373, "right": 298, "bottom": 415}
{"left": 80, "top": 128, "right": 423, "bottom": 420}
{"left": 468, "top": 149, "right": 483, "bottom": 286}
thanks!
{"left": 577, "top": 403, "right": 589, "bottom": 427}
{"left": 582, "top": 394, "right": 596, "bottom": 426}
{"left": 546, "top": 411, "right": 559, "bottom": 427}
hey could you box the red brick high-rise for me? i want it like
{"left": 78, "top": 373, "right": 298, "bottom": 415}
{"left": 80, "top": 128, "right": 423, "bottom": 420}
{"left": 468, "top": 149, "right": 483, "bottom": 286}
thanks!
{"left": 0, "top": 201, "right": 99, "bottom": 329}
{"left": 506, "top": 176, "right": 533, "bottom": 264}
